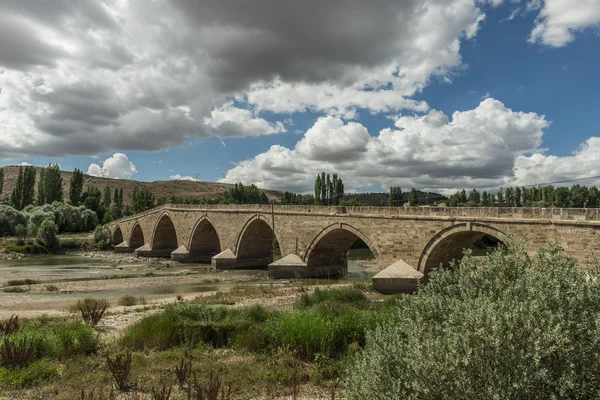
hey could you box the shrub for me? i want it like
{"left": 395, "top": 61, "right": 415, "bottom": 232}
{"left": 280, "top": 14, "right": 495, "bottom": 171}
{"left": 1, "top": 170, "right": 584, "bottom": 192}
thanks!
{"left": 106, "top": 350, "right": 132, "bottom": 391}
{"left": 118, "top": 295, "right": 146, "bottom": 307}
{"left": 93, "top": 225, "right": 111, "bottom": 249}
{"left": 0, "top": 205, "right": 27, "bottom": 237}
{"left": 37, "top": 219, "right": 59, "bottom": 250}
{"left": 0, "top": 358, "right": 59, "bottom": 388}
{"left": 295, "top": 288, "right": 369, "bottom": 310}
{"left": 59, "top": 238, "right": 82, "bottom": 250}
{"left": 74, "top": 298, "right": 110, "bottom": 326}
{"left": 0, "top": 333, "right": 39, "bottom": 368}
{"left": 345, "top": 241, "right": 600, "bottom": 399}
{"left": 0, "top": 315, "right": 20, "bottom": 336}
{"left": 6, "top": 279, "right": 39, "bottom": 286}
{"left": 46, "top": 284, "right": 59, "bottom": 292}
{"left": 3, "top": 287, "right": 28, "bottom": 293}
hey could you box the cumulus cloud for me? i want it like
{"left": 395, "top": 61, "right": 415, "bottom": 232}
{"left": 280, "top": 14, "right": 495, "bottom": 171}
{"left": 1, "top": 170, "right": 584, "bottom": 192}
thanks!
{"left": 204, "top": 102, "right": 286, "bottom": 137}
{"left": 87, "top": 153, "right": 137, "bottom": 179}
{"left": 170, "top": 174, "right": 197, "bottom": 181}
{"left": 0, "top": 0, "right": 491, "bottom": 158}
{"left": 528, "top": 0, "right": 600, "bottom": 47}
{"left": 221, "top": 99, "right": 552, "bottom": 192}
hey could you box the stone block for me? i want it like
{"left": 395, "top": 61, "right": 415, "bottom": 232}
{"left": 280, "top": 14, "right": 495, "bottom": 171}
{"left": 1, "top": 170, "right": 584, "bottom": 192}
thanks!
{"left": 212, "top": 249, "right": 237, "bottom": 270}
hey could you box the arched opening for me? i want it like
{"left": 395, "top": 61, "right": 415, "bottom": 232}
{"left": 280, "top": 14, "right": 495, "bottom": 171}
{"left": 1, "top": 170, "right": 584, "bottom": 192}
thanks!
{"left": 236, "top": 218, "right": 278, "bottom": 268}
{"left": 306, "top": 228, "right": 376, "bottom": 278}
{"left": 112, "top": 226, "right": 123, "bottom": 245}
{"left": 151, "top": 214, "right": 178, "bottom": 257}
{"left": 420, "top": 228, "right": 505, "bottom": 276}
{"left": 129, "top": 224, "right": 145, "bottom": 249}
{"left": 188, "top": 219, "right": 221, "bottom": 263}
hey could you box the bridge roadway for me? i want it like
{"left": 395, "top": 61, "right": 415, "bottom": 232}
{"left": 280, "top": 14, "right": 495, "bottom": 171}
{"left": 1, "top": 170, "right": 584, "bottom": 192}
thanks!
{"left": 106, "top": 204, "right": 600, "bottom": 280}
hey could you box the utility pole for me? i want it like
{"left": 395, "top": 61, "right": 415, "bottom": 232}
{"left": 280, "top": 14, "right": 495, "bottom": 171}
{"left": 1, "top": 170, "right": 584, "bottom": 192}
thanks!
{"left": 271, "top": 201, "right": 276, "bottom": 262}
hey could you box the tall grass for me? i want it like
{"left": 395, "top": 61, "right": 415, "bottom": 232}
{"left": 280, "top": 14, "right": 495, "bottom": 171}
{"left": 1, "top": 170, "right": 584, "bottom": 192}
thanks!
{"left": 122, "top": 289, "right": 390, "bottom": 360}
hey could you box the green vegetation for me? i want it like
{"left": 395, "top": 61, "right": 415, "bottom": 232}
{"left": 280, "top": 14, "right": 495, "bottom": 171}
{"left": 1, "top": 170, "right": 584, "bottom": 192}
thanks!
{"left": 45, "top": 285, "right": 59, "bottom": 292}
{"left": 69, "top": 168, "right": 84, "bottom": 206}
{"left": 388, "top": 186, "right": 402, "bottom": 206}
{"left": 0, "top": 317, "right": 99, "bottom": 388}
{"left": 221, "top": 182, "right": 268, "bottom": 204}
{"left": 6, "top": 279, "right": 39, "bottom": 286}
{"left": 132, "top": 187, "right": 155, "bottom": 213}
{"left": 0, "top": 167, "right": 4, "bottom": 200}
{"left": 73, "top": 298, "right": 109, "bottom": 326}
{"left": 346, "top": 240, "right": 600, "bottom": 399}
{"left": 11, "top": 165, "right": 36, "bottom": 210}
{"left": 37, "top": 164, "right": 63, "bottom": 205}
{"left": 314, "top": 172, "right": 344, "bottom": 205}
{"left": 117, "top": 295, "right": 146, "bottom": 307}
{"left": 3, "top": 287, "right": 28, "bottom": 293}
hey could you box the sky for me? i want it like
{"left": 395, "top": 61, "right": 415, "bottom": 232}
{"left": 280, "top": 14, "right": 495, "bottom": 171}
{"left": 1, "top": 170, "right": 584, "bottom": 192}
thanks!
{"left": 0, "top": 0, "right": 599, "bottom": 194}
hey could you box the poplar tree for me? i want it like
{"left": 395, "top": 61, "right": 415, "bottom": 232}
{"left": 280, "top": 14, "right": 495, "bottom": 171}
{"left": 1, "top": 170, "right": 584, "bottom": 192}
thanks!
{"left": 69, "top": 168, "right": 84, "bottom": 206}
{"left": 0, "top": 167, "right": 4, "bottom": 198}
{"left": 11, "top": 167, "right": 24, "bottom": 210}
{"left": 37, "top": 168, "right": 46, "bottom": 205}
{"left": 314, "top": 174, "right": 322, "bottom": 205}
{"left": 409, "top": 187, "right": 419, "bottom": 206}
{"left": 388, "top": 187, "right": 403, "bottom": 206}
{"left": 103, "top": 186, "right": 112, "bottom": 208}
{"left": 22, "top": 166, "right": 36, "bottom": 208}
{"left": 44, "top": 164, "right": 63, "bottom": 204}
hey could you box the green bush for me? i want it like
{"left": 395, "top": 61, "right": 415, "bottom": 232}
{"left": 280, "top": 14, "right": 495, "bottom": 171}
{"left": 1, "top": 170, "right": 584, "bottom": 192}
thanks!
{"left": 295, "top": 288, "right": 369, "bottom": 310}
{"left": 0, "top": 358, "right": 59, "bottom": 388}
{"left": 345, "top": 241, "right": 600, "bottom": 399}
{"left": 6, "top": 279, "right": 39, "bottom": 286}
{"left": 118, "top": 295, "right": 146, "bottom": 307}
{"left": 37, "top": 220, "right": 58, "bottom": 250}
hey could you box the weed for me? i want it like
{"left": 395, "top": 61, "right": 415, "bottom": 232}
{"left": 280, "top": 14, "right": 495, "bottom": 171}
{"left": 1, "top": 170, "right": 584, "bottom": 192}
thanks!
{"left": 186, "top": 371, "right": 234, "bottom": 400}
{"left": 6, "top": 279, "right": 39, "bottom": 286}
{"left": 3, "top": 287, "right": 28, "bottom": 293}
{"left": 152, "top": 383, "right": 173, "bottom": 400}
{"left": 118, "top": 295, "right": 146, "bottom": 307}
{"left": 46, "top": 284, "right": 59, "bottom": 292}
{"left": 175, "top": 354, "right": 193, "bottom": 389}
{"left": 80, "top": 387, "right": 117, "bottom": 400}
{"left": 0, "top": 315, "right": 19, "bottom": 335}
{"left": 106, "top": 350, "right": 132, "bottom": 392}
{"left": 75, "top": 298, "right": 110, "bottom": 326}
{"left": 0, "top": 334, "right": 39, "bottom": 368}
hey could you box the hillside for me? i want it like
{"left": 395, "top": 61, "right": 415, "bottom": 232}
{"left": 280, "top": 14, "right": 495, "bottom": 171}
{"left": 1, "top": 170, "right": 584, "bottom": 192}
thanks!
{"left": 0, "top": 166, "right": 283, "bottom": 204}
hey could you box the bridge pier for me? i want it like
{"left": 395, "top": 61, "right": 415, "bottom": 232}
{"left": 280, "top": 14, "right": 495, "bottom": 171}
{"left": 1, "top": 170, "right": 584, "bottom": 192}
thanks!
{"left": 372, "top": 260, "right": 423, "bottom": 294}
{"left": 211, "top": 249, "right": 237, "bottom": 270}
{"left": 114, "top": 242, "right": 135, "bottom": 253}
{"left": 135, "top": 244, "right": 172, "bottom": 258}
{"left": 268, "top": 254, "right": 347, "bottom": 279}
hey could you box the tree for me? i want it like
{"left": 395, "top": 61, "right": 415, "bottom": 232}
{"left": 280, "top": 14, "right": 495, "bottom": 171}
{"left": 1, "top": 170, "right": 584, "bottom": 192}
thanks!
{"left": 388, "top": 187, "right": 403, "bottom": 206}
{"left": 497, "top": 187, "right": 504, "bottom": 207}
{"left": 314, "top": 174, "right": 322, "bottom": 205}
{"left": 409, "top": 187, "right": 419, "bottom": 206}
{"left": 320, "top": 172, "right": 327, "bottom": 205}
{"left": 132, "top": 187, "right": 155, "bottom": 213}
{"left": 589, "top": 186, "right": 599, "bottom": 208}
{"left": 69, "top": 168, "right": 84, "bottom": 206}
{"left": 554, "top": 187, "right": 569, "bottom": 207}
{"left": 468, "top": 189, "right": 480, "bottom": 205}
{"left": 103, "top": 186, "right": 112, "bottom": 208}
{"left": 81, "top": 186, "right": 106, "bottom": 222}
{"left": 11, "top": 165, "right": 36, "bottom": 210}
{"left": 514, "top": 187, "right": 522, "bottom": 207}
{"left": 326, "top": 174, "right": 332, "bottom": 205}
{"left": 22, "top": 166, "right": 36, "bottom": 208}
{"left": 11, "top": 167, "right": 24, "bottom": 210}
{"left": 43, "top": 164, "right": 63, "bottom": 204}
{"left": 482, "top": 191, "right": 489, "bottom": 206}
{"left": 0, "top": 167, "right": 4, "bottom": 199}
{"left": 111, "top": 188, "right": 124, "bottom": 219}
{"left": 37, "top": 168, "right": 46, "bottom": 205}
{"left": 569, "top": 184, "right": 588, "bottom": 208}
{"left": 38, "top": 219, "right": 59, "bottom": 250}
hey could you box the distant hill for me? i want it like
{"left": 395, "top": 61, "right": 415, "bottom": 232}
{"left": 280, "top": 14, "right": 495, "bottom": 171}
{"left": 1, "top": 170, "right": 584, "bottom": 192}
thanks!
{"left": 0, "top": 166, "right": 283, "bottom": 205}
{"left": 343, "top": 190, "right": 446, "bottom": 206}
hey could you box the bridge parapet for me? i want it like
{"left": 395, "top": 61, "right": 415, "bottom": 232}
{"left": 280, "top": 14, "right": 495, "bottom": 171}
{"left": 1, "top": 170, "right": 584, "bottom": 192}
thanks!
{"left": 109, "top": 204, "right": 600, "bottom": 226}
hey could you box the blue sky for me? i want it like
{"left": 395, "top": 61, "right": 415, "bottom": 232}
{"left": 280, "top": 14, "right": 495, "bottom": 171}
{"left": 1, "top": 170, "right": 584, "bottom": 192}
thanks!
{"left": 1, "top": 0, "right": 599, "bottom": 194}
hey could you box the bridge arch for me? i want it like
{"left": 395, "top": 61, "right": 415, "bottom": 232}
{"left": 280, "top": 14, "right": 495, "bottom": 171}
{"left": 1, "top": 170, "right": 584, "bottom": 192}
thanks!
{"left": 129, "top": 222, "right": 145, "bottom": 249}
{"left": 418, "top": 223, "right": 506, "bottom": 276}
{"left": 151, "top": 213, "right": 179, "bottom": 256}
{"left": 112, "top": 226, "right": 124, "bottom": 245}
{"left": 188, "top": 216, "right": 221, "bottom": 262}
{"left": 304, "top": 223, "right": 379, "bottom": 274}
{"left": 235, "top": 214, "right": 281, "bottom": 268}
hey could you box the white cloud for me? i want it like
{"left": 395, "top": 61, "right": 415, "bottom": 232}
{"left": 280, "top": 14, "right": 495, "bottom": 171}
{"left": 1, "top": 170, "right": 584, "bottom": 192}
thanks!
{"left": 204, "top": 102, "right": 286, "bottom": 137}
{"left": 19, "top": 162, "right": 32, "bottom": 166}
{"left": 170, "top": 174, "right": 197, "bottom": 181}
{"left": 221, "top": 99, "right": 551, "bottom": 192}
{"left": 528, "top": 0, "right": 600, "bottom": 47}
{"left": 514, "top": 138, "right": 600, "bottom": 185}
{"left": 87, "top": 153, "right": 137, "bottom": 179}
{"left": 0, "top": 0, "right": 491, "bottom": 158}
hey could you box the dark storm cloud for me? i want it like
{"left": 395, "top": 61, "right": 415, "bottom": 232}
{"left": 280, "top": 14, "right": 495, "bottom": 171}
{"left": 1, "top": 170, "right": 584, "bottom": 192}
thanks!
{"left": 172, "top": 0, "right": 417, "bottom": 91}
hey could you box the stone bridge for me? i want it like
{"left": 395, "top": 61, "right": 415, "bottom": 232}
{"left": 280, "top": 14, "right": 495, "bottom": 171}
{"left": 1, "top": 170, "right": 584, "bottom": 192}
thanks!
{"left": 106, "top": 204, "right": 600, "bottom": 281}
